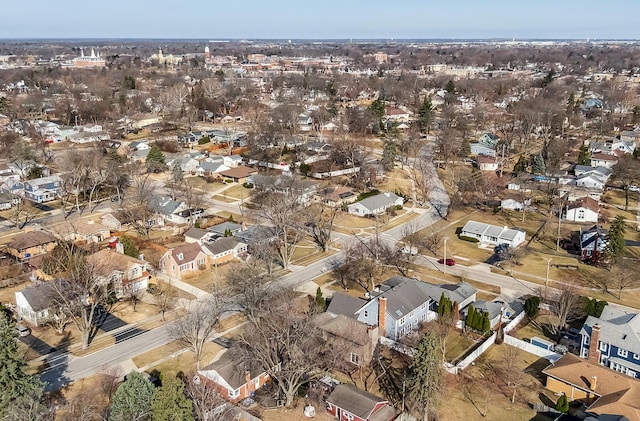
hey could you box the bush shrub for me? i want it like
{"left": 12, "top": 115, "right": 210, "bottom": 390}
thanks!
{"left": 459, "top": 235, "right": 480, "bottom": 243}
{"left": 198, "top": 136, "right": 211, "bottom": 145}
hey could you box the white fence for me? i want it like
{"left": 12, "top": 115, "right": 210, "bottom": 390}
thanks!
{"left": 311, "top": 166, "right": 361, "bottom": 179}
{"left": 455, "top": 332, "right": 497, "bottom": 372}
{"left": 379, "top": 337, "right": 415, "bottom": 357}
{"left": 503, "top": 335, "right": 562, "bottom": 362}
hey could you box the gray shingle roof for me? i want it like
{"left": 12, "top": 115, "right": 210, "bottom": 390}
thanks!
{"left": 327, "top": 293, "right": 367, "bottom": 318}
{"left": 204, "top": 237, "right": 243, "bottom": 255}
{"left": 581, "top": 305, "right": 640, "bottom": 356}
{"left": 149, "top": 197, "right": 182, "bottom": 216}
{"left": 19, "top": 282, "right": 59, "bottom": 312}
{"left": 353, "top": 192, "right": 401, "bottom": 213}
{"left": 200, "top": 350, "right": 264, "bottom": 389}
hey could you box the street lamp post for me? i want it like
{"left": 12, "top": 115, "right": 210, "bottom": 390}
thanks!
{"left": 443, "top": 236, "right": 449, "bottom": 274}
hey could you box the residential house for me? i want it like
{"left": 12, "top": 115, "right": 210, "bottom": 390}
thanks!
{"left": 100, "top": 213, "right": 122, "bottom": 231}
{"left": 619, "top": 130, "right": 640, "bottom": 144}
{"left": 218, "top": 166, "right": 257, "bottom": 183}
{"left": 87, "top": 249, "right": 151, "bottom": 298}
{"left": 576, "top": 173, "right": 607, "bottom": 191}
{"left": 14, "top": 282, "right": 59, "bottom": 326}
{"left": 203, "top": 237, "right": 248, "bottom": 266}
{"left": 347, "top": 192, "right": 403, "bottom": 217}
{"left": 564, "top": 197, "right": 600, "bottom": 223}
{"left": 326, "top": 384, "right": 398, "bottom": 421}
{"left": 543, "top": 353, "right": 640, "bottom": 420}
{"left": 208, "top": 221, "right": 244, "bottom": 237}
{"left": 160, "top": 242, "right": 208, "bottom": 279}
{"left": 590, "top": 153, "right": 618, "bottom": 169}
{"left": 183, "top": 227, "right": 214, "bottom": 244}
{"left": 49, "top": 219, "right": 111, "bottom": 243}
{"left": 312, "top": 312, "right": 379, "bottom": 369}
{"left": 464, "top": 299, "right": 504, "bottom": 329}
{"left": 234, "top": 225, "right": 278, "bottom": 250}
{"left": 575, "top": 165, "right": 613, "bottom": 181}
{"left": 328, "top": 276, "right": 476, "bottom": 341}
{"left": 315, "top": 185, "right": 358, "bottom": 207}
{"left": 198, "top": 350, "right": 270, "bottom": 404}
{"left": 579, "top": 305, "right": 640, "bottom": 380}
{"left": 384, "top": 107, "right": 411, "bottom": 123}
{"left": 0, "top": 191, "right": 20, "bottom": 210}
{"left": 6, "top": 230, "right": 57, "bottom": 260}
{"left": 460, "top": 220, "right": 526, "bottom": 248}
{"left": 23, "top": 175, "right": 63, "bottom": 203}
{"left": 477, "top": 155, "right": 499, "bottom": 171}
{"left": 470, "top": 132, "right": 500, "bottom": 157}
{"left": 590, "top": 138, "right": 636, "bottom": 155}
{"left": 149, "top": 196, "right": 201, "bottom": 225}
{"left": 249, "top": 174, "right": 319, "bottom": 204}
{"left": 558, "top": 185, "right": 603, "bottom": 202}
{"left": 580, "top": 225, "right": 608, "bottom": 262}
{"left": 196, "top": 160, "right": 230, "bottom": 178}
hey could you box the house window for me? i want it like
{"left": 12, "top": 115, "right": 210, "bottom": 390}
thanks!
{"left": 578, "top": 210, "right": 585, "bottom": 220}
{"left": 584, "top": 336, "right": 589, "bottom": 345}
{"left": 618, "top": 349, "right": 629, "bottom": 358}
{"left": 634, "top": 354, "right": 639, "bottom": 360}
{"left": 599, "top": 342, "right": 607, "bottom": 352}
{"left": 400, "top": 317, "right": 406, "bottom": 325}
{"left": 350, "top": 353, "right": 360, "bottom": 366}
{"left": 363, "top": 310, "right": 368, "bottom": 318}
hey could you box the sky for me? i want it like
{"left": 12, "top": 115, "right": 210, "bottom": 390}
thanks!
{"left": 1, "top": 0, "right": 639, "bottom": 40}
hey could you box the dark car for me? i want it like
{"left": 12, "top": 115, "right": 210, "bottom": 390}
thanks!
{"left": 438, "top": 258, "right": 455, "bottom": 266}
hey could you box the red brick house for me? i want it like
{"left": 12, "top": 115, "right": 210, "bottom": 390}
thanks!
{"left": 198, "top": 351, "right": 270, "bottom": 403}
{"left": 326, "top": 384, "right": 398, "bottom": 421}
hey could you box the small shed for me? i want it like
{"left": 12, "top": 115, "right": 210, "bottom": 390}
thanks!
{"left": 531, "top": 336, "right": 555, "bottom": 351}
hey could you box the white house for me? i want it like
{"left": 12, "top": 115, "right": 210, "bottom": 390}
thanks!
{"left": 347, "top": 192, "right": 403, "bottom": 217}
{"left": 575, "top": 173, "right": 606, "bottom": 190}
{"left": 460, "top": 220, "right": 526, "bottom": 248}
{"left": 15, "top": 283, "right": 59, "bottom": 327}
{"left": 477, "top": 155, "right": 499, "bottom": 171}
{"left": 590, "top": 153, "right": 618, "bottom": 169}
{"left": 563, "top": 197, "right": 600, "bottom": 223}
{"left": 501, "top": 197, "right": 530, "bottom": 211}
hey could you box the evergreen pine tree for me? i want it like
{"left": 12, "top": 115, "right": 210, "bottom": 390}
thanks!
{"left": 151, "top": 374, "right": 194, "bottom": 421}
{"left": 555, "top": 393, "right": 569, "bottom": 413}
{"left": 119, "top": 236, "right": 139, "bottom": 258}
{"left": 315, "top": 287, "right": 326, "bottom": 309}
{"left": 418, "top": 97, "right": 434, "bottom": 134}
{"left": 513, "top": 155, "right": 527, "bottom": 174}
{"left": 532, "top": 153, "right": 546, "bottom": 175}
{"left": 109, "top": 371, "right": 156, "bottom": 421}
{"left": 524, "top": 296, "right": 541, "bottom": 319}
{"left": 0, "top": 317, "right": 45, "bottom": 420}
{"left": 146, "top": 145, "right": 167, "bottom": 173}
{"left": 481, "top": 311, "right": 491, "bottom": 333}
{"left": 438, "top": 293, "right": 447, "bottom": 317}
{"left": 465, "top": 305, "right": 476, "bottom": 331}
{"left": 606, "top": 215, "right": 626, "bottom": 263}
{"left": 408, "top": 331, "right": 443, "bottom": 421}
{"left": 381, "top": 140, "right": 397, "bottom": 171}
{"left": 577, "top": 144, "right": 591, "bottom": 166}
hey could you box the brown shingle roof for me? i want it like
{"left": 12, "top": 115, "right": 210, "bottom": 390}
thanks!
{"left": 87, "top": 249, "right": 146, "bottom": 275}
{"left": 543, "top": 353, "right": 640, "bottom": 420}
{"left": 200, "top": 350, "right": 265, "bottom": 389}
{"left": 567, "top": 196, "right": 600, "bottom": 213}
{"left": 219, "top": 166, "right": 257, "bottom": 179}
{"left": 170, "top": 242, "right": 205, "bottom": 263}
{"left": 7, "top": 231, "right": 56, "bottom": 251}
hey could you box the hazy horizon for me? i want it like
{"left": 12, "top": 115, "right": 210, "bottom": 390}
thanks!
{"left": 2, "top": 1, "right": 639, "bottom": 40}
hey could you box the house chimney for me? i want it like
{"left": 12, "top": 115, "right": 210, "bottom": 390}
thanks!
{"left": 378, "top": 297, "right": 387, "bottom": 337}
{"left": 590, "top": 375, "right": 598, "bottom": 391}
{"left": 588, "top": 324, "right": 601, "bottom": 364}
{"left": 245, "top": 371, "right": 251, "bottom": 389}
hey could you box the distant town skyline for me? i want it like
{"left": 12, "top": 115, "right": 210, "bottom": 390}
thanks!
{"left": 1, "top": 0, "right": 639, "bottom": 40}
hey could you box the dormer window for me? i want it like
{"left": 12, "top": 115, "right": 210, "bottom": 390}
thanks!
{"left": 177, "top": 253, "right": 184, "bottom": 261}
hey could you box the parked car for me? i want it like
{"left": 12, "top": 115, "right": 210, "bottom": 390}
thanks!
{"left": 16, "top": 325, "right": 31, "bottom": 337}
{"left": 629, "top": 185, "right": 640, "bottom": 192}
{"left": 438, "top": 258, "right": 456, "bottom": 266}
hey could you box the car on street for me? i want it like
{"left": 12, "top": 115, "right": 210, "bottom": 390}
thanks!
{"left": 16, "top": 325, "right": 31, "bottom": 337}
{"left": 438, "top": 258, "right": 456, "bottom": 266}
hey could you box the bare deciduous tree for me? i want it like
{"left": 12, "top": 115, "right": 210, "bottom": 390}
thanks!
{"left": 549, "top": 283, "right": 583, "bottom": 337}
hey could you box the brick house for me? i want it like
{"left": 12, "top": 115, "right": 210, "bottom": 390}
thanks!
{"left": 159, "top": 242, "right": 208, "bottom": 279}
{"left": 198, "top": 351, "right": 270, "bottom": 403}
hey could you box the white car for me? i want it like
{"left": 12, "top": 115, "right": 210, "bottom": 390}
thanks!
{"left": 629, "top": 185, "right": 640, "bottom": 192}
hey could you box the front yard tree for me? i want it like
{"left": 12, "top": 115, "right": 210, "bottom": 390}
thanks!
{"left": 44, "top": 241, "right": 111, "bottom": 350}
{"left": 302, "top": 203, "right": 338, "bottom": 252}
{"left": 381, "top": 140, "right": 397, "bottom": 171}
{"left": 524, "top": 296, "right": 541, "bottom": 319}
{"left": 613, "top": 154, "right": 640, "bottom": 211}
{"left": 549, "top": 283, "right": 583, "bottom": 338}
{"left": 408, "top": 331, "right": 443, "bottom": 421}
{"left": 577, "top": 144, "right": 591, "bottom": 165}
{"left": 145, "top": 144, "right": 167, "bottom": 173}
{"left": 417, "top": 97, "right": 434, "bottom": 134}
{"left": 109, "top": 371, "right": 156, "bottom": 421}
{"left": 170, "top": 294, "right": 233, "bottom": 369}
{"left": 0, "top": 317, "right": 47, "bottom": 421}
{"left": 151, "top": 373, "right": 194, "bottom": 421}
{"left": 606, "top": 215, "right": 626, "bottom": 264}
{"left": 237, "top": 293, "right": 328, "bottom": 408}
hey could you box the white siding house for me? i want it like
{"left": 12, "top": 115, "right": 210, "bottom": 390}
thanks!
{"left": 460, "top": 220, "right": 526, "bottom": 248}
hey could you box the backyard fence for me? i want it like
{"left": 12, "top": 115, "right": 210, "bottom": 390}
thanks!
{"left": 503, "top": 335, "right": 562, "bottom": 362}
